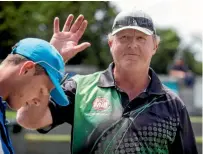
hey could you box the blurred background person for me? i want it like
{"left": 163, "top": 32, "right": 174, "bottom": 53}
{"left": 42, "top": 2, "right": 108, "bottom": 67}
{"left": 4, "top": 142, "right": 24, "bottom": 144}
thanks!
{"left": 169, "top": 58, "right": 195, "bottom": 87}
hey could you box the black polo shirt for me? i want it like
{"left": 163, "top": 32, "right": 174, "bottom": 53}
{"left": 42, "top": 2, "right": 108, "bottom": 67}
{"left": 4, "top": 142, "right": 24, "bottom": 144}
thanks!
{"left": 39, "top": 63, "right": 197, "bottom": 154}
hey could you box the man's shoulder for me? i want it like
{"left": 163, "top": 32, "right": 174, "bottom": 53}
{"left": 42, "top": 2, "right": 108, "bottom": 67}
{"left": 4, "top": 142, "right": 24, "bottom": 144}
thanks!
{"left": 73, "top": 71, "right": 103, "bottom": 79}
{"left": 62, "top": 71, "right": 104, "bottom": 90}
{"left": 71, "top": 71, "right": 104, "bottom": 83}
{"left": 161, "top": 85, "right": 185, "bottom": 110}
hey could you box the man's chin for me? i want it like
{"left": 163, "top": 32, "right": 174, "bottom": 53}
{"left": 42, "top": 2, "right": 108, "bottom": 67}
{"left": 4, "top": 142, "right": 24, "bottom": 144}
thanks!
{"left": 121, "top": 60, "right": 138, "bottom": 69}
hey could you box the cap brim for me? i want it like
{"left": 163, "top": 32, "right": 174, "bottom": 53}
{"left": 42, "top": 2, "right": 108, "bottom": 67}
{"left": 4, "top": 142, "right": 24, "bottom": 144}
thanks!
{"left": 48, "top": 72, "right": 69, "bottom": 106}
{"left": 112, "top": 26, "right": 153, "bottom": 36}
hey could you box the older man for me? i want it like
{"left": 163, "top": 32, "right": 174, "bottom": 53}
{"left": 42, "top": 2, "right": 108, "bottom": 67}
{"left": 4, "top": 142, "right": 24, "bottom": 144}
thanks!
{"left": 17, "top": 9, "right": 197, "bottom": 154}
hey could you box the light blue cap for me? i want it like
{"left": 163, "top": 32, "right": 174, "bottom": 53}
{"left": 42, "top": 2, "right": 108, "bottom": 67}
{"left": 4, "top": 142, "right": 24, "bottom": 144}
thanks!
{"left": 11, "top": 38, "right": 69, "bottom": 106}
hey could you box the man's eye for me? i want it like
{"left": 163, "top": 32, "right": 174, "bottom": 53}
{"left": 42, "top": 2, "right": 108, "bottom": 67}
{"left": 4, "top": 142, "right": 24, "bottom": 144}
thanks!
{"left": 137, "top": 37, "right": 145, "bottom": 41}
{"left": 138, "top": 37, "right": 147, "bottom": 43}
{"left": 120, "top": 35, "right": 127, "bottom": 40}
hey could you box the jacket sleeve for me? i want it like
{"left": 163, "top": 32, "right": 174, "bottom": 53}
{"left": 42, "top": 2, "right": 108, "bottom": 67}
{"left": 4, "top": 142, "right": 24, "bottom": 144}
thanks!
{"left": 169, "top": 106, "right": 198, "bottom": 154}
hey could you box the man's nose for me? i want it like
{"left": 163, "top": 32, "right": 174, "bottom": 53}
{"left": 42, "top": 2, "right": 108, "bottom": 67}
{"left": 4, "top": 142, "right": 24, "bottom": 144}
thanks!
{"left": 30, "top": 98, "right": 40, "bottom": 106}
{"left": 128, "top": 37, "right": 138, "bottom": 48}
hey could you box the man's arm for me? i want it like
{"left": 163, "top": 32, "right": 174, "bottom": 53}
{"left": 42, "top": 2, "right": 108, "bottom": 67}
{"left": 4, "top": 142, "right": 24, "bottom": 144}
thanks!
{"left": 168, "top": 106, "right": 198, "bottom": 154}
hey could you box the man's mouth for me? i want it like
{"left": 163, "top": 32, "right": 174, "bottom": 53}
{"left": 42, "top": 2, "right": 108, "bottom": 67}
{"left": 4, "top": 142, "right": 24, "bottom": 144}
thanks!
{"left": 124, "top": 53, "right": 140, "bottom": 56}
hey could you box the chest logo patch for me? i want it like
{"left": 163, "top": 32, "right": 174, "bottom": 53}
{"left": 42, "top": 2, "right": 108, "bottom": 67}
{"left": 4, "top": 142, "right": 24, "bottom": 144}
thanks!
{"left": 92, "top": 97, "right": 110, "bottom": 111}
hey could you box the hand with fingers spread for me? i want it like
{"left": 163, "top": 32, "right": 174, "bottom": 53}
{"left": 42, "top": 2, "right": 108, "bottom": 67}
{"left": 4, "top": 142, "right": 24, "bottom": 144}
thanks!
{"left": 50, "top": 14, "right": 91, "bottom": 63}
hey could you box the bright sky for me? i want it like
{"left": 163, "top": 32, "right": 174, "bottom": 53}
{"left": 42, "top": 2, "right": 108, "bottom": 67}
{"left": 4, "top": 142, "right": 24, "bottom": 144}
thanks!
{"left": 112, "top": 0, "right": 202, "bottom": 61}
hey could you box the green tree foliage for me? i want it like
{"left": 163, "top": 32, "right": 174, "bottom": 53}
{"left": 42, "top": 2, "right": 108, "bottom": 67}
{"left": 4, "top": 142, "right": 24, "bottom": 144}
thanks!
{"left": 0, "top": 1, "right": 116, "bottom": 68}
{"left": 151, "top": 28, "right": 180, "bottom": 74}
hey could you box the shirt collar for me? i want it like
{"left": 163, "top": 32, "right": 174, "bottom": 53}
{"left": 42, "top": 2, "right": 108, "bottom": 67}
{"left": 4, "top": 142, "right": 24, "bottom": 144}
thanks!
{"left": 98, "top": 63, "right": 165, "bottom": 95}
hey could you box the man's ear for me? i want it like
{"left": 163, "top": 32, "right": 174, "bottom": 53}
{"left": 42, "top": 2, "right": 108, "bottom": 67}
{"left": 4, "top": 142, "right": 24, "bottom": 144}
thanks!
{"left": 152, "top": 39, "right": 159, "bottom": 55}
{"left": 19, "top": 61, "right": 36, "bottom": 76}
{"left": 153, "top": 43, "right": 158, "bottom": 52}
{"left": 108, "top": 39, "right": 113, "bottom": 48}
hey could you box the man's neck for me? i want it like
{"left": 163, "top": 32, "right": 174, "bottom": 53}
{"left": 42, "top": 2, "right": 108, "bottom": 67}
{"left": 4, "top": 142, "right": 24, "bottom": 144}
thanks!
{"left": 0, "top": 66, "right": 12, "bottom": 100}
{"left": 114, "top": 66, "right": 150, "bottom": 100}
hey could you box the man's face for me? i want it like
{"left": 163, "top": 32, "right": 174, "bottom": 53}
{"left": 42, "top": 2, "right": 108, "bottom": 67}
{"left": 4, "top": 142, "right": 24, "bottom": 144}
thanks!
{"left": 109, "top": 29, "right": 157, "bottom": 69}
{"left": 6, "top": 62, "right": 52, "bottom": 110}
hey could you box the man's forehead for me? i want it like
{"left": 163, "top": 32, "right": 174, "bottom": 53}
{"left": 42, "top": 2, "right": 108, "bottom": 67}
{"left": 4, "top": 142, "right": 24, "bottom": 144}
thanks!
{"left": 116, "top": 29, "right": 148, "bottom": 36}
